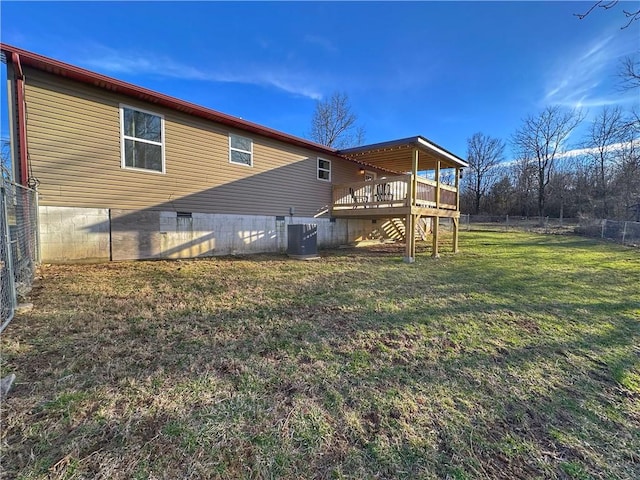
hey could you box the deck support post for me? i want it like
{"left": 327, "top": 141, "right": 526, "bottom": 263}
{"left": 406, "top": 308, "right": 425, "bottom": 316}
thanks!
{"left": 455, "top": 167, "right": 461, "bottom": 212}
{"left": 403, "top": 147, "right": 419, "bottom": 264}
{"left": 454, "top": 167, "right": 460, "bottom": 254}
{"left": 411, "top": 148, "right": 419, "bottom": 208}
{"left": 432, "top": 216, "right": 440, "bottom": 258}
{"left": 435, "top": 160, "right": 441, "bottom": 209}
{"left": 403, "top": 213, "right": 415, "bottom": 263}
{"left": 452, "top": 216, "right": 459, "bottom": 253}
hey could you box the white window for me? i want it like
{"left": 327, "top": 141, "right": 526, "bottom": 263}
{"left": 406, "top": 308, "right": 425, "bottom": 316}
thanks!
{"left": 318, "top": 158, "right": 331, "bottom": 181}
{"left": 120, "top": 105, "right": 165, "bottom": 173}
{"left": 229, "top": 134, "right": 253, "bottom": 166}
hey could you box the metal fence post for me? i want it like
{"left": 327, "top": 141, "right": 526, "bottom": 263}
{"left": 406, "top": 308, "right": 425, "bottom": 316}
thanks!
{"left": 1, "top": 185, "right": 17, "bottom": 333}
{"left": 1, "top": 181, "right": 40, "bottom": 333}
{"left": 431, "top": 214, "right": 635, "bottom": 246}
{"left": 34, "top": 190, "right": 41, "bottom": 263}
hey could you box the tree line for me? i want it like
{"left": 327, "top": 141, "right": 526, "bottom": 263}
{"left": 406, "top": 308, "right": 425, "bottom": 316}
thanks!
{"left": 460, "top": 105, "right": 640, "bottom": 221}
{"left": 462, "top": 1, "right": 640, "bottom": 221}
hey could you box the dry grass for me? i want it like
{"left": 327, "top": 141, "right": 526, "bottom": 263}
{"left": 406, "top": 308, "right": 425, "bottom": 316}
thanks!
{"left": 1, "top": 231, "right": 639, "bottom": 479}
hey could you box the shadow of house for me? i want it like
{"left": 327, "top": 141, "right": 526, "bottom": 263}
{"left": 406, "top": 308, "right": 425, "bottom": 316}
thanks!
{"left": 2, "top": 44, "right": 464, "bottom": 263}
{"left": 39, "top": 159, "right": 382, "bottom": 262}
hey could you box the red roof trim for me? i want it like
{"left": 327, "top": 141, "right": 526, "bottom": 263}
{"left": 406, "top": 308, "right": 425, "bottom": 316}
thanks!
{"left": 0, "top": 43, "right": 337, "bottom": 156}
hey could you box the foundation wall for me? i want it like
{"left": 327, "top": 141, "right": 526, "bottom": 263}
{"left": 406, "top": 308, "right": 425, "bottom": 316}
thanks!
{"left": 39, "top": 206, "right": 381, "bottom": 262}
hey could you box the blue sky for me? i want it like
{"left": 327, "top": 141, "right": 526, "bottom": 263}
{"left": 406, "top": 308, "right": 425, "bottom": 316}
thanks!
{"left": 1, "top": 1, "right": 638, "bottom": 159}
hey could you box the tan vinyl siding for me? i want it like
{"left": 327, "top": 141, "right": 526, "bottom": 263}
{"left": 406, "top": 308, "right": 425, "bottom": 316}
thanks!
{"left": 24, "top": 67, "right": 379, "bottom": 217}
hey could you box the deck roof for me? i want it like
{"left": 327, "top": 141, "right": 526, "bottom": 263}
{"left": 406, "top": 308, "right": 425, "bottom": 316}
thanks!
{"left": 339, "top": 136, "right": 468, "bottom": 172}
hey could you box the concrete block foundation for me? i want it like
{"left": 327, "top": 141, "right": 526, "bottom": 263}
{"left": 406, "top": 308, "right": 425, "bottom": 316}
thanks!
{"left": 38, "top": 206, "right": 383, "bottom": 263}
{"left": 39, "top": 206, "right": 110, "bottom": 262}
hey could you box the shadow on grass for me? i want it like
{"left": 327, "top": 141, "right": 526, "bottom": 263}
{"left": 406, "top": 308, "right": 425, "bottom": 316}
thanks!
{"left": 5, "top": 288, "right": 638, "bottom": 477}
{"left": 2, "top": 232, "right": 638, "bottom": 478}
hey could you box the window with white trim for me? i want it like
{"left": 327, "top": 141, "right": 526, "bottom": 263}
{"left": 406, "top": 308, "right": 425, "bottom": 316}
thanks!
{"left": 229, "top": 134, "right": 253, "bottom": 166}
{"left": 120, "top": 105, "right": 165, "bottom": 173}
{"left": 318, "top": 157, "right": 331, "bottom": 181}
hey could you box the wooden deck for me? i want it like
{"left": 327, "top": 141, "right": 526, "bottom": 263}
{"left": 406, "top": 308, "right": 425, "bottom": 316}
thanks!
{"left": 330, "top": 174, "right": 459, "bottom": 219}
{"left": 334, "top": 139, "right": 466, "bottom": 262}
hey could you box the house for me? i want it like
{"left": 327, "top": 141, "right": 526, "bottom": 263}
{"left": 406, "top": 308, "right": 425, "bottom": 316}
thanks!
{"left": 1, "top": 44, "right": 468, "bottom": 263}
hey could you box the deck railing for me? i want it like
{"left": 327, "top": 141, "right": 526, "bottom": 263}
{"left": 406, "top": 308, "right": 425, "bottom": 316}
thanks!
{"left": 439, "top": 183, "right": 458, "bottom": 209}
{"left": 332, "top": 174, "right": 458, "bottom": 212}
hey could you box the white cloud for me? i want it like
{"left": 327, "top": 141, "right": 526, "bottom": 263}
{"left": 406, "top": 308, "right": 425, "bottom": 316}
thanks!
{"left": 504, "top": 139, "right": 638, "bottom": 167}
{"left": 559, "top": 139, "right": 638, "bottom": 159}
{"left": 78, "top": 44, "right": 323, "bottom": 100}
{"left": 543, "top": 33, "right": 636, "bottom": 109}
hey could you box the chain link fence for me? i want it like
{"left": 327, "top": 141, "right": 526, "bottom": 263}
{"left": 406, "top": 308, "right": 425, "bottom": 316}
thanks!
{"left": 460, "top": 214, "right": 640, "bottom": 247}
{"left": 460, "top": 215, "right": 578, "bottom": 234}
{"left": 574, "top": 218, "right": 640, "bottom": 246}
{"left": 1, "top": 180, "right": 39, "bottom": 333}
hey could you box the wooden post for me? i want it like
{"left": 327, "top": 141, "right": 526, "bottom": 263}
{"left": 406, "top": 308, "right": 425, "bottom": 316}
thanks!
{"left": 411, "top": 148, "right": 419, "bottom": 207}
{"left": 455, "top": 167, "right": 460, "bottom": 212}
{"left": 452, "top": 216, "right": 459, "bottom": 253}
{"left": 453, "top": 169, "right": 460, "bottom": 253}
{"left": 432, "top": 216, "right": 439, "bottom": 258}
{"left": 435, "top": 160, "right": 441, "bottom": 209}
{"left": 404, "top": 214, "right": 415, "bottom": 263}
{"left": 411, "top": 215, "right": 416, "bottom": 259}
{"left": 433, "top": 161, "right": 441, "bottom": 259}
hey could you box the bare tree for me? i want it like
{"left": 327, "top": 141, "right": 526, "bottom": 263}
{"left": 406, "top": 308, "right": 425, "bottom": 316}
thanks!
{"left": 583, "top": 106, "right": 627, "bottom": 216}
{"left": 619, "top": 56, "right": 640, "bottom": 90}
{"left": 574, "top": 1, "right": 640, "bottom": 29}
{"left": 511, "top": 154, "right": 537, "bottom": 217}
{"left": 572, "top": 156, "right": 598, "bottom": 217}
{"left": 574, "top": 3, "right": 640, "bottom": 91}
{"left": 1, "top": 137, "right": 11, "bottom": 182}
{"left": 464, "top": 132, "right": 505, "bottom": 214}
{"left": 612, "top": 110, "right": 640, "bottom": 218}
{"left": 546, "top": 170, "right": 575, "bottom": 219}
{"left": 309, "top": 92, "right": 365, "bottom": 149}
{"left": 511, "top": 106, "right": 583, "bottom": 217}
{"left": 485, "top": 174, "right": 516, "bottom": 216}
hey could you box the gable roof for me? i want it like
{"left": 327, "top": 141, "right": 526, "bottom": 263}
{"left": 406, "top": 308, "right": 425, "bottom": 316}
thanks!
{"left": 1, "top": 43, "right": 466, "bottom": 172}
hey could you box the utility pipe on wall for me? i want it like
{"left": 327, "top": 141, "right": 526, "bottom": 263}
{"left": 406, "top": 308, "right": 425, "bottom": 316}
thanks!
{"left": 11, "top": 52, "right": 28, "bottom": 186}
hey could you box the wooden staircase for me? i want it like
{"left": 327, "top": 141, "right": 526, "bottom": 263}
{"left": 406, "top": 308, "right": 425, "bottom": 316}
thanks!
{"left": 381, "top": 217, "right": 431, "bottom": 242}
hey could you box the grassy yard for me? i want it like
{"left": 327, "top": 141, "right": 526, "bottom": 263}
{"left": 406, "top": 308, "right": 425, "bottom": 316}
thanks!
{"left": 1, "top": 231, "right": 638, "bottom": 479}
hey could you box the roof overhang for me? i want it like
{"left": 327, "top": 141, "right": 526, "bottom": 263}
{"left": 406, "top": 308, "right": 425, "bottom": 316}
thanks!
{"left": 338, "top": 136, "right": 468, "bottom": 172}
{"left": 1, "top": 44, "right": 467, "bottom": 176}
{"left": 0, "top": 43, "right": 337, "bottom": 156}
